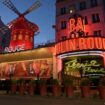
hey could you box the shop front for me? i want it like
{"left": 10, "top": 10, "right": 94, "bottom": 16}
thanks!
{"left": 56, "top": 36, "right": 105, "bottom": 87}
{"left": 0, "top": 47, "right": 54, "bottom": 80}
{"left": 0, "top": 46, "right": 55, "bottom": 93}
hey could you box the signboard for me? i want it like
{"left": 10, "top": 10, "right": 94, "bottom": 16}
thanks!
{"left": 64, "top": 58, "right": 105, "bottom": 77}
{"left": 4, "top": 44, "right": 25, "bottom": 53}
{"left": 0, "top": 59, "right": 53, "bottom": 79}
{"left": 56, "top": 37, "right": 105, "bottom": 55}
{"left": 69, "top": 14, "right": 85, "bottom": 38}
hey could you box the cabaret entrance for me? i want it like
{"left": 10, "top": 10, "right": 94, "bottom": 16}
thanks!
{"left": 58, "top": 51, "right": 105, "bottom": 87}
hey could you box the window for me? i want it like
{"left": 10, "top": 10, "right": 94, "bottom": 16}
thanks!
{"left": 60, "top": 7, "right": 66, "bottom": 15}
{"left": 69, "top": 5, "right": 76, "bottom": 14}
{"left": 92, "top": 13, "right": 100, "bottom": 23}
{"left": 62, "top": 36, "right": 67, "bottom": 40}
{"left": 94, "top": 30, "right": 102, "bottom": 36}
{"left": 79, "top": 1, "right": 87, "bottom": 10}
{"left": 61, "top": 21, "right": 67, "bottom": 29}
{"left": 90, "top": 0, "right": 98, "bottom": 7}
{"left": 84, "top": 16, "right": 88, "bottom": 25}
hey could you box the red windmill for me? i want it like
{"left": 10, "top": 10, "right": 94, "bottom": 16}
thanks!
{"left": 3, "top": 0, "right": 41, "bottom": 51}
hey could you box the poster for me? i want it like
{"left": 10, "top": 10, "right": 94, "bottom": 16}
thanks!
{"left": 0, "top": 59, "right": 53, "bottom": 79}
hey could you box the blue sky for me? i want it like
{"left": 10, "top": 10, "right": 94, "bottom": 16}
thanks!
{"left": 0, "top": 0, "right": 56, "bottom": 46}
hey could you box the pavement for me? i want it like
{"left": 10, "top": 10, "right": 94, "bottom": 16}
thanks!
{"left": 0, "top": 94, "right": 104, "bottom": 105}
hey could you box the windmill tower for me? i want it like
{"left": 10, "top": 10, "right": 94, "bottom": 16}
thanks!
{"left": 3, "top": 0, "right": 41, "bottom": 50}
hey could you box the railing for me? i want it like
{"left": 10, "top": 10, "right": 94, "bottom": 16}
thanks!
{"left": 34, "top": 39, "right": 55, "bottom": 48}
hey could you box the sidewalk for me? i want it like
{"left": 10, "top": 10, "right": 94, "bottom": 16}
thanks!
{"left": 0, "top": 94, "right": 104, "bottom": 105}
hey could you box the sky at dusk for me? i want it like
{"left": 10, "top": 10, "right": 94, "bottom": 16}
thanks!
{"left": 0, "top": 0, "right": 56, "bottom": 46}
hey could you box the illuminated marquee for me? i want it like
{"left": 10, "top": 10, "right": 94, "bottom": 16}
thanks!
{"left": 64, "top": 59, "right": 105, "bottom": 77}
{"left": 56, "top": 37, "right": 105, "bottom": 55}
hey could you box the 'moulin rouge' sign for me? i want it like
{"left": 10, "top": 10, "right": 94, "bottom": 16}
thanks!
{"left": 56, "top": 37, "right": 105, "bottom": 55}
{"left": 56, "top": 14, "right": 105, "bottom": 55}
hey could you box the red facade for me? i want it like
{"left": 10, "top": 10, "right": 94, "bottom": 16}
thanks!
{"left": 56, "top": 0, "right": 105, "bottom": 42}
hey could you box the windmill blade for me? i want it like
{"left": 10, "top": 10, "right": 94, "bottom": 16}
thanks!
{"left": 3, "top": 0, "right": 21, "bottom": 15}
{"left": 23, "top": 0, "right": 41, "bottom": 16}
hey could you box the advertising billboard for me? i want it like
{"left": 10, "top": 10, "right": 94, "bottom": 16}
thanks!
{"left": 0, "top": 59, "right": 53, "bottom": 79}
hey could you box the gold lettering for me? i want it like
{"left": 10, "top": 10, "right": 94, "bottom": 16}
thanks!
{"left": 56, "top": 37, "right": 105, "bottom": 55}
{"left": 87, "top": 38, "right": 95, "bottom": 49}
{"left": 69, "top": 39, "right": 77, "bottom": 51}
{"left": 102, "top": 38, "right": 105, "bottom": 49}
{"left": 78, "top": 38, "right": 87, "bottom": 50}
{"left": 94, "top": 37, "right": 102, "bottom": 49}
{"left": 66, "top": 40, "right": 69, "bottom": 52}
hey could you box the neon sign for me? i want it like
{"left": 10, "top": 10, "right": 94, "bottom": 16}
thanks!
{"left": 4, "top": 44, "right": 25, "bottom": 53}
{"left": 56, "top": 37, "right": 105, "bottom": 55}
{"left": 64, "top": 59, "right": 105, "bottom": 77}
{"left": 65, "top": 59, "right": 100, "bottom": 69}
{"left": 69, "top": 14, "right": 85, "bottom": 38}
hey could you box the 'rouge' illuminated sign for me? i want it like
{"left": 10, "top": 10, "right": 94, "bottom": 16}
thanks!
{"left": 56, "top": 37, "right": 105, "bottom": 55}
{"left": 4, "top": 44, "right": 25, "bottom": 53}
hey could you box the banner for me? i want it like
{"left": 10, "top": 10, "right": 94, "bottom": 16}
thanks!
{"left": 0, "top": 59, "right": 53, "bottom": 79}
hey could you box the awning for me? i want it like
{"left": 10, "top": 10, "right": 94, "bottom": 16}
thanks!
{"left": 0, "top": 47, "right": 53, "bottom": 63}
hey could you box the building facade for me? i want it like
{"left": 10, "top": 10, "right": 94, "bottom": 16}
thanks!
{"left": 56, "top": 0, "right": 105, "bottom": 41}
{"left": 55, "top": 0, "right": 105, "bottom": 86}
{"left": 0, "top": 0, "right": 105, "bottom": 87}
{"left": 0, "top": 46, "right": 55, "bottom": 80}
